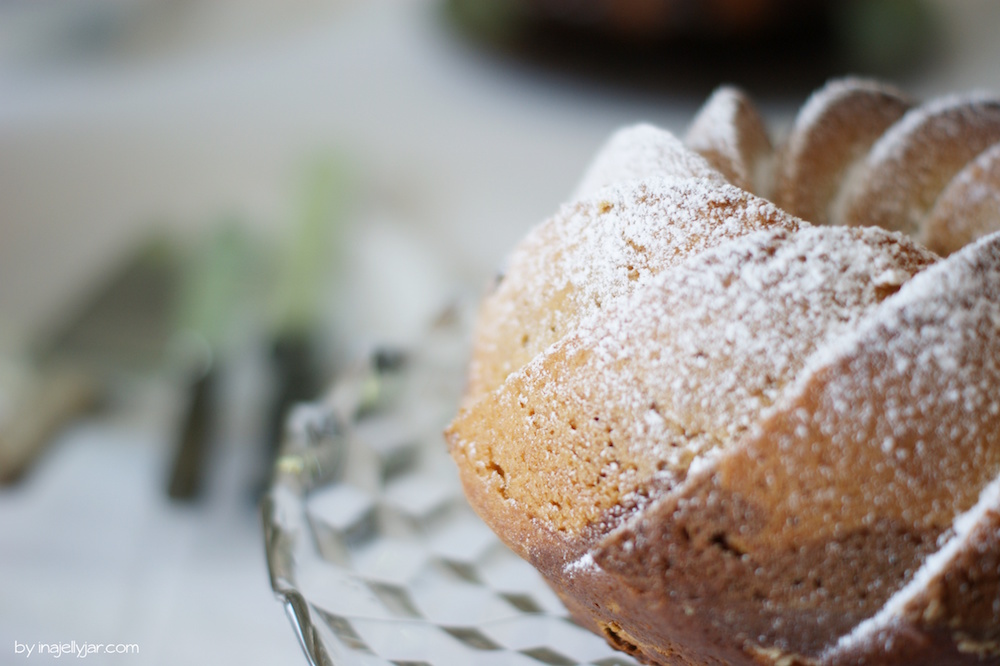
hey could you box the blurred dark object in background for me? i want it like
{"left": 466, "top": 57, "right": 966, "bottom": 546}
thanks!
{"left": 445, "top": 0, "right": 938, "bottom": 99}
{"left": 0, "top": 242, "right": 177, "bottom": 485}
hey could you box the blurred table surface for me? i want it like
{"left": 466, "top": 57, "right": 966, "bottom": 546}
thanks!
{"left": 4, "top": 0, "right": 1000, "bottom": 664}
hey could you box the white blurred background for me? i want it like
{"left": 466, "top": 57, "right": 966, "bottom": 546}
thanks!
{"left": 3, "top": 0, "right": 1000, "bottom": 663}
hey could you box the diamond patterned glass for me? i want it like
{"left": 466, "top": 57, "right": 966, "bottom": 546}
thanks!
{"left": 263, "top": 308, "right": 641, "bottom": 666}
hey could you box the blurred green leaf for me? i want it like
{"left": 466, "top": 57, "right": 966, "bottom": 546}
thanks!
{"left": 270, "top": 155, "right": 352, "bottom": 336}
{"left": 175, "top": 222, "right": 252, "bottom": 355}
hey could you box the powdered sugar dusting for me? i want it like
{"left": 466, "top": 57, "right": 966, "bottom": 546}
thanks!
{"left": 546, "top": 179, "right": 784, "bottom": 326}
{"left": 794, "top": 229, "right": 1000, "bottom": 413}
{"left": 571, "top": 124, "right": 725, "bottom": 202}
{"left": 567, "top": 224, "right": 935, "bottom": 461}
{"left": 770, "top": 232, "right": 1000, "bottom": 529}
{"left": 466, "top": 176, "right": 800, "bottom": 401}
{"left": 564, "top": 551, "right": 599, "bottom": 575}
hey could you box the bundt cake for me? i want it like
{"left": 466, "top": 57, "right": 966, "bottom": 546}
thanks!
{"left": 446, "top": 78, "right": 1000, "bottom": 665}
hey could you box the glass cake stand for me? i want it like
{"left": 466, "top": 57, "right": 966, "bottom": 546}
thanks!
{"left": 262, "top": 306, "right": 639, "bottom": 666}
